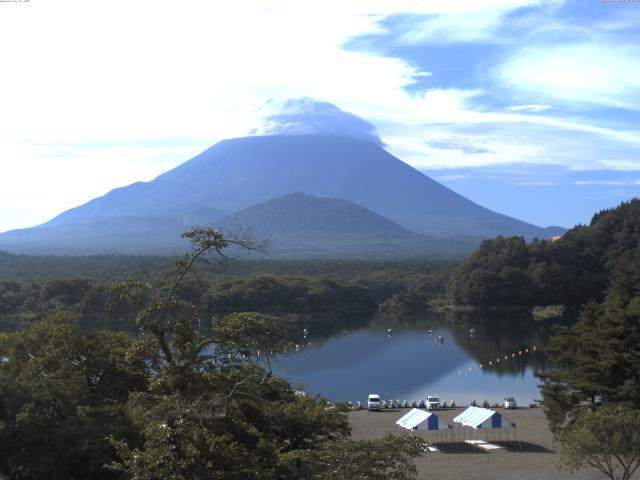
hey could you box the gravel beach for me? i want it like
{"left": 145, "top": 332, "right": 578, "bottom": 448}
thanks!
{"left": 349, "top": 407, "right": 614, "bottom": 480}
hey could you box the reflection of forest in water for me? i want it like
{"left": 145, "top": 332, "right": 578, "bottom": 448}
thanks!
{"left": 319, "top": 309, "right": 572, "bottom": 377}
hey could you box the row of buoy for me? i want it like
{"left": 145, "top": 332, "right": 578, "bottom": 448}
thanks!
{"left": 447, "top": 345, "right": 539, "bottom": 376}
{"left": 479, "top": 345, "right": 537, "bottom": 370}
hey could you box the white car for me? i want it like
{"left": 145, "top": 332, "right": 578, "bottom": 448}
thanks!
{"left": 368, "top": 394, "right": 381, "bottom": 411}
{"left": 426, "top": 395, "right": 441, "bottom": 410}
{"left": 503, "top": 397, "right": 517, "bottom": 409}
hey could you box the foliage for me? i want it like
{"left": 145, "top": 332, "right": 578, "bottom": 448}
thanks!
{"left": 378, "top": 269, "right": 451, "bottom": 316}
{"left": 0, "top": 252, "right": 455, "bottom": 334}
{"left": 214, "top": 312, "right": 296, "bottom": 369}
{"left": 447, "top": 199, "right": 640, "bottom": 306}
{"left": 283, "top": 434, "right": 426, "bottom": 480}
{"left": 0, "top": 312, "right": 146, "bottom": 479}
{"left": 559, "top": 405, "right": 640, "bottom": 480}
{"left": 203, "top": 275, "right": 377, "bottom": 318}
{"left": 0, "top": 250, "right": 455, "bottom": 283}
{"left": 540, "top": 245, "right": 640, "bottom": 433}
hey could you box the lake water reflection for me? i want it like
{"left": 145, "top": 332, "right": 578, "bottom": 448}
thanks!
{"left": 272, "top": 312, "right": 555, "bottom": 405}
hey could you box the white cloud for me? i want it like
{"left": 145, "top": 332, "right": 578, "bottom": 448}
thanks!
{"left": 389, "top": 0, "right": 562, "bottom": 45}
{"left": 505, "top": 104, "right": 552, "bottom": 112}
{"left": 574, "top": 180, "right": 640, "bottom": 186}
{"left": 252, "top": 98, "right": 383, "bottom": 145}
{"left": 495, "top": 43, "right": 640, "bottom": 109}
{"left": 434, "top": 174, "right": 469, "bottom": 181}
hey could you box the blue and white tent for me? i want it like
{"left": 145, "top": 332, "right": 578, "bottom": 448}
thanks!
{"left": 396, "top": 408, "right": 453, "bottom": 445}
{"left": 396, "top": 408, "right": 451, "bottom": 431}
{"left": 453, "top": 406, "right": 516, "bottom": 442}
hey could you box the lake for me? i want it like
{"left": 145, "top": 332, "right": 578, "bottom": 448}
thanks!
{"left": 272, "top": 311, "right": 555, "bottom": 406}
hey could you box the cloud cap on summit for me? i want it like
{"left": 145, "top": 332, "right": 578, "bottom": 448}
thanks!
{"left": 252, "top": 98, "right": 384, "bottom": 146}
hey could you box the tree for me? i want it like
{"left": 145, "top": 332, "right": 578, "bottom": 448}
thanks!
{"left": 559, "top": 405, "right": 640, "bottom": 480}
{"left": 284, "top": 434, "right": 426, "bottom": 480}
{"left": 0, "top": 312, "right": 146, "bottom": 479}
{"left": 540, "top": 246, "right": 640, "bottom": 479}
{"left": 540, "top": 247, "right": 640, "bottom": 432}
{"left": 214, "top": 311, "right": 296, "bottom": 370}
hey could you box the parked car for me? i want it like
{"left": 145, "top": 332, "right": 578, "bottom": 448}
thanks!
{"left": 368, "top": 394, "right": 381, "bottom": 411}
{"left": 503, "top": 396, "right": 517, "bottom": 409}
{"left": 426, "top": 395, "right": 441, "bottom": 410}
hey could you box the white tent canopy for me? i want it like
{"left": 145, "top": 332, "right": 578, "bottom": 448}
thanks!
{"left": 396, "top": 408, "right": 452, "bottom": 431}
{"left": 453, "top": 406, "right": 515, "bottom": 430}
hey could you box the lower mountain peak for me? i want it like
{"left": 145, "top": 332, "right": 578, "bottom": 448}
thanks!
{"left": 219, "top": 193, "right": 410, "bottom": 237}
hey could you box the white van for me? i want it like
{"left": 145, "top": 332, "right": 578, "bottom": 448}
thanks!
{"left": 368, "top": 394, "right": 381, "bottom": 411}
{"left": 426, "top": 395, "right": 441, "bottom": 410}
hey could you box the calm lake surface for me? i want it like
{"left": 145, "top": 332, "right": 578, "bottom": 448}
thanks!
{"left": 272, "top": 312, "right": 555, "bottom": 405}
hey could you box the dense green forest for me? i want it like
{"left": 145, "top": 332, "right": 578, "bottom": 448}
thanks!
{"left": 0, "top": 250, "right": 453, "bottom": 282}
{"left": 447, "top": 199, "right": 640, "bottom": 307}
{"left": 0, "top": 251, "right": 455, "bottom": 333}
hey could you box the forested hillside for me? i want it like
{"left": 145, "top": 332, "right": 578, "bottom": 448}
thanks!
{"left": 0, "top": 253, "right": 455, "bottom": 333}
{"left": 447, "top": 199, "right": 640, "bottom": 306}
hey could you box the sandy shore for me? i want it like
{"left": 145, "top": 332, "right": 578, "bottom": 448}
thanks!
{"left": 349, "top": 406, "right": 612, "bottom": 480}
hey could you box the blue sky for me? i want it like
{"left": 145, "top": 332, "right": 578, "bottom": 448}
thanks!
{"left": 425, "top": 164, "right": 640, "bottom": 227}
{"left": 0, "top": 0, "right": 638, "bottom": 232}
